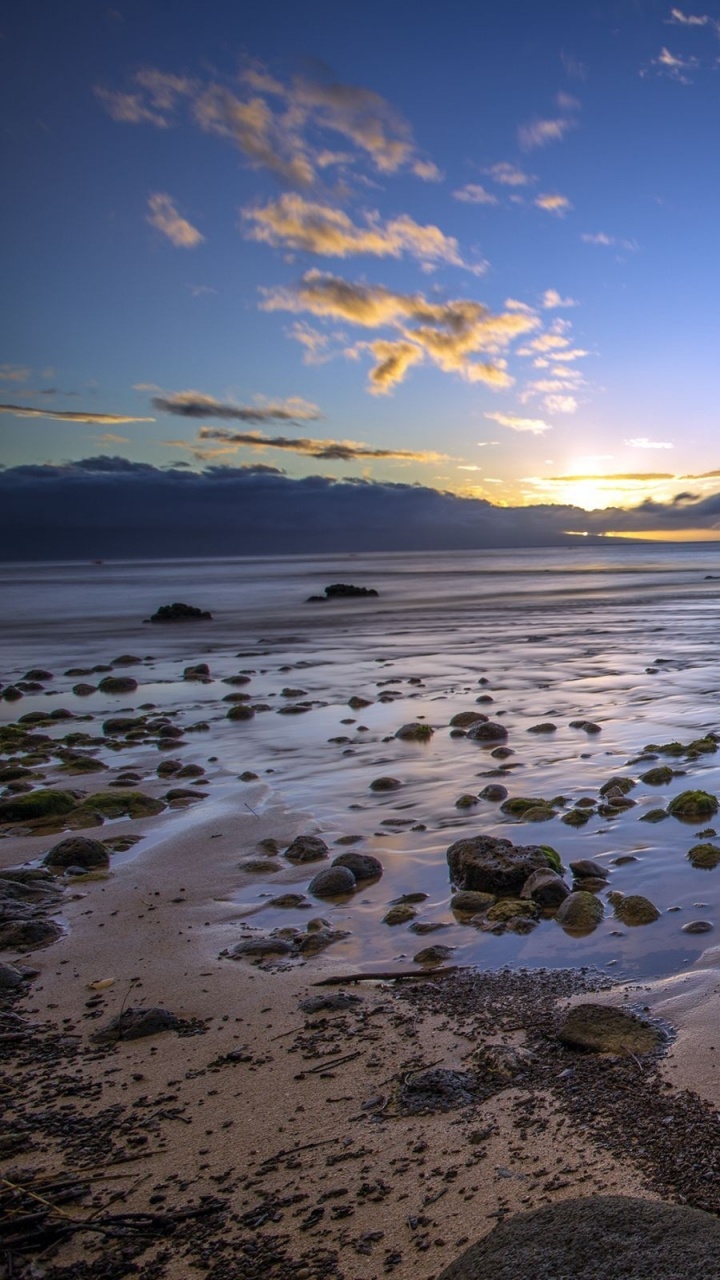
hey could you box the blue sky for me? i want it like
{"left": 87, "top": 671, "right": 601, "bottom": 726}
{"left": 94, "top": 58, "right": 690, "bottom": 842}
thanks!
{"left": 4, "top": 0, "right": 720, "bottom": 538}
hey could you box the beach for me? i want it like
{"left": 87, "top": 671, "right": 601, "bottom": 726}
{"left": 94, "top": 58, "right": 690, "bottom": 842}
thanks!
{"left": 3, "top": 546, "right": 720, "bottom": 1278}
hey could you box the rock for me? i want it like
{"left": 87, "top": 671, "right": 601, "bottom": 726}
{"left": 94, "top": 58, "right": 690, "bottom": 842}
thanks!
{"left": 0, "top": 790, "right": 77, "bottom": 823}
{"left": 465, "top": 721, "right": 508, "bottom": 743}
{"left": 92, "top": 1007, "right": 180, "bottom": 1042}
{"left": 229, "top": 936, "right": 295, "bottom": 959}
{"left": 44, "top": 836, "right": 109, "bottom": 870}
{"left": 447, "top": 834, "right": 550, "bottom": 895}
{"left": 455, "top": 794, "right": 479, "bottom": 808}
{"left": 527, "top": 722, "right": 557, "bottom": 733}
{"left": 97, "top": 676, "right": 138, "bottom": 694}
{"left": 395, "top": 722, "right": 433, "bottom": 742}
{"left": 450, "top": 712, "right": 488, "bottom": 728}
{"left": 307, "top": 583, "right": 378, "bottom": 602}
{"left": 348, "top": 696, "right": 372, "bottom": 709}
{"left": 521, "top": 869, "right": 570, "bottom": 907}
{"left": 500, "top": 796, "right": 554, "bottom": 818}
{"left": 111, "top": 654, "right": 141, "bottom": 666}
{"left": 0, "top": 960, "right": 25, "bottom": 988}
{"left": 561, "top": 808, "right": 591, "bottom": 827}
{"left": 437, "top": 1196, "right": 720, "bottom": 1280}
{"left": 599, "top": 775, "right": 636, "bottom": 796}
{"left": 268, "top": 893, "right": 307, "bottom": 908}
{"left": 570, "top": 859, "right": 610, "bottom": 881}
{"left": 297, "top": 927, "right": 349, "bottom": 956}
{"left": 486, "top": 899, "right": 538, "bottom": 923}
{"left": 300, "top": 993, "right": 363, "bottom": 1013}
{"left": 568, "top": 720, "right": 602, "bottom": 733}
{"left": 24, "top": 669, "right": 53, "bottom": 681}
{"left": 555, "top": 891, "right": 604, "bottom": 934}
{"left": 308, "top": 866, "right": 356, "bottom": 897}
{"left": 383, "top": 904, "right": 417, "bottom": 925}
{"left": 688, "top": 842, "right": 720, "bottom": 869}
{"left": 74, "top": 791, "right": 165, "bottom": 820}
{"left": 640, "top": 766, "right": 675, "bottom": 785}
{"left": 240, "top": 858, "right": 280, "bottom": 874}
{"left": 0, "top": 919, "right": 63, "bottom": 950}
{"left": 479, "top": 784, "right": 508, "bottom": 802}
{"left": 148, "top": 602, "right": 212, "bottom": 622}
{"left": 227, "top": 704, "right": 255, "bottom": 721}
{"left": 450, "top": 890, "right": 495, "bottom": 915}
{"left": 331, "top": 851, "right": 383, "bottom": 881}
{"left": 609, "top": 892, "right": 661, "bottom": 926}
{"left": 285, "top": 835, "right": 329, "bottom": 863}
{"left": 668, "top": 790, "right": 719, "bottom": 821}
{"left": 399, "top": 1068, "right": 475, "bottom": 1113}
{"left": 640, "top": 807, "right": 669, "bottom": 823}
{"left": 183, "top": 663, "right": 210, "bottom": 681}
{"left": 557, "top": 1003, "right": 663, "bottom": 1055}
{"left": 413, "top": 944, "right": 454, "bottom": 964}
{"left": 683, "top": 920, "right": 713, "bottom": 934}
{"left": 369, "top": 776, "right": 402, "bottom": 792}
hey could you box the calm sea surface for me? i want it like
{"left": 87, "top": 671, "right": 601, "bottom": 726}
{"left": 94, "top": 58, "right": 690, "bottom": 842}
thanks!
{"left": 3, "top": 545, "right": 720, "bottom": 981}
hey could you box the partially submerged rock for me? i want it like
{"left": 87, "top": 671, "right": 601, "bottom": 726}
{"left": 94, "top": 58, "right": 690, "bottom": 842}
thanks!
{"left": 447, "top": 834, "right": 550, "bottom": 895}
{"left": 147, "top": 602, "right": 212, "bottom": 622}
{"left": 285, "top": 835, "right": 329, "bottom": 863}
{"left": 395, "top": 722, "right": 433, "bottom": 742}
{"left": 369, "top": 776, "right": 402, "bottom": 792}
{"left": 307, "top": 583, "right": 379, "bottom": 602}
{"left": 609, "top": 892, "right": 661, "bottom": 926}
{"left": 0, "top": 919, "right": 63, "bottom": 950}
{"left": 332, "top": 851, "right": 383, "bottom": 881}
{"left": 465, "top": 721, "right": 508, "bottom": 743}
{"left": 688, "top": 842, "right": 720, "bottom": 869}
{"left": 668, "top": 790, "right": 719, "bottom": 821}
{"left": 308, "top": 865, "right": 356, "bottom": 897}
{"left": 44, "top": 836, "right": 109, "bottom": 870}
{"left": 0, "top": 790, "right": 77, "bottom": 824}
{"left": 521, "top": 869, "right": 570, "bottom": 908}
{"left": 98, "top": 676, "right": 138, "bottom": 695}
{"left": 555, "top": 891, "right": 604, "bottom": 934}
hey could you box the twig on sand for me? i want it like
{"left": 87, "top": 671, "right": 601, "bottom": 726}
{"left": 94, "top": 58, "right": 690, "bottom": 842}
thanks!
{"left": 301, "top": 1050, "right": 361, "bottom": 1074}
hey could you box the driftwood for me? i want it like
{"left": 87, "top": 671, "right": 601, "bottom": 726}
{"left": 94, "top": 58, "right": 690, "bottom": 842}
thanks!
{"left": 313, "top": 965, "right": 463, "bottom": 986}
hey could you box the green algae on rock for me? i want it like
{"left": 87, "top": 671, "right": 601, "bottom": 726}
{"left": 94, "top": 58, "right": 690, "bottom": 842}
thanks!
{"left": 555, "top": 891, "right": 604, "bottom": 934}
{"left": 395, "top": 721, "right": 433, "bottom": 741}
{"left": 609, "top": 892, "right": 661, "bottom": 926}
{"left": 668, "top": 790, "right": 719, "bottom": 821}
{"left": 73, "top": 791, "right": 166, "bottom": 821}
{"left": 557, "top": 1004, "right": 664, "bottom": 1055}
{"left": 0, "top": 789, "right": 77, "bottom": 823}
{"left": 688, "top": 842, "right": 720, "bottom": 869}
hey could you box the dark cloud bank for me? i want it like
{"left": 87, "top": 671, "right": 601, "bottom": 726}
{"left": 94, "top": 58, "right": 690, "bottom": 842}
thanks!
{"left": 3, "top": 457, "right": 719, "bottom": 560}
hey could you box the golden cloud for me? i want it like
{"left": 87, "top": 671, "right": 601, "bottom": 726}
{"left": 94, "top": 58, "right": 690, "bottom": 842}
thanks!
{"left": 485, "top": 161, "right": 536, "bottom": 186}
{"left": 453, "top": 184, "right": 499, "bottom": 204}
{"left": 195, "top": 426, "right": 447, "bottom": 462}
{"left": 146, "top": 193, "right": 204, "bottom": 248}
{"left": 242, "top": 194, "right": 464, "bottom": 267}
{"left": 0, "top": 404, "right": 155, "bottom": 424}
{"left": 542, "top": 289, "right": 577, "bottom": 309}
{"left": 534, "top": 193, "right": 573, "bottom": 216}
{"left": 518, "top": 116, "right": 576, "bottom": 150}
{"left": 152, "top": 391, "right": 321, "bottom": 423}
{"left": 484, "top": 411, "right": 551, "bottom": 434}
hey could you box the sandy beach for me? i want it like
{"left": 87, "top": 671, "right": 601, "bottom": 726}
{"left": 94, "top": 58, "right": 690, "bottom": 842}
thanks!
{"left": 3, "top": 550, "right": 720, "bottom": 1277}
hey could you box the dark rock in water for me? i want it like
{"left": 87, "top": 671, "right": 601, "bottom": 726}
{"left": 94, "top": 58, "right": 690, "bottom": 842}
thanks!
{"left": 384, "top": 904, "right": 417, "bottom": 925}
{"left": 44, "top": 836, "right": 109, "bottom": 870}
{"left": 395, "top": 722, "right": 433, "bottom": 741}
{"left": 308, "top": 865, "right": 356, "bottom": 897}
{"left": 609, "top": 892, "right": 661, "bottom": 926}
{"left": 466, "top": 720, "right": 508, "bottom": 743}
{"left": 73, "top": 683, "right": 96, "bottom": 696}
{"left": 183, "top": 663, "right": 210, "bottom": 681}
{"left": 668, "top": 789, "right": 719, "bottom": 821}
{"left": 688, "top": 842, "right": 720, "bottom": 869}
{"left": 0, "top": 919, "right": 63, "bottom": 950}
{"left": 413, "top": 944, "right": 454, "bottom": 964}
{"left": 682, "top": 919, "right": 713, "bottom": 934}
{"left": 268, "top": 893, "right": 307, "bottom": 908}
{"left": 450, "top": 890, "right": 495, "bottom": 915}
{"left": 2, "top": 686, "right": 23, "bottom": 702}
{"left": 569, "top": 719, "right": 602, "bottom": 733}
{"left": 98, "top": 675, "right": 138, "bottom": 695}
{"left": 369, "top": 776, "right": 402, "bottom": 792}
{"left": 599, "top": 775, "right": 636, "bottom": 796}
{"left": 437, "top": 1196, "right": 720, "bottom": 1280}
{"left": 555, "top": 891, "right": 604, "bottom": 934}
{"left": 570, "top": 858, "right": 610, "bottom": 881}
{"left": 147, "top": 602, "right": 212, "bottom": 622}
{"left": 306, "top": 583, "right": 379, "bottom": 602}
{"left": 285, "top": 835, "right": 329, "bottom": 863}
{"left": 300, "top": 992, "right": 363, "bottom": 1013}
{"left": 0, "top": 790, "right": 77, "bottom": 823}
{"left": 24, "top": 669, "right": 53, "bottom": 681}
{"left": 557, "top": 1003, "right": 663, "bottom": 1055}
{"left": 0, "top": 960, "right": 26, "bottom": 988}
{"left": 640, "top": 765, "right": 675, "bottom": 785}
{"left": 521, "top": 869, "right": 570, "bottom": 908}
{"left": 479, "top": 784, "right": 508, "bottom": 802}
{"left": 227, "top": 703, "right": 255, "bottom": 721}
{"left": 639, "top": 807, "right": 669, "bottom": 823}
{"left": 450, "top": 711, "right": 488, "bottom": 728}
{"left": 111, "top": 654, "right": 141, "bottom": 667}
{"left": 332, "top": 851, "right": 383, "bottom": 881}
{"left": 229, "top": 936, "right": 295, "bottom": 959}
{"left": 527, "top": 722, "right": 557, "bottom": 733}
{"left": 297, "top": 927, "right": 349, "bottom": 956}
{"left": 92, "top": 1007, "right": 180, "bottom": 1042}
{"left": 447, "top": 834, "right": 549, "bottom": 895}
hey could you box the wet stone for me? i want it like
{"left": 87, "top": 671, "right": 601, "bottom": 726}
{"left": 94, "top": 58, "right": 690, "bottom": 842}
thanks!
{"left": 332, "top": 851, "right": 383, "bottom": 881}
{"left": 308, "top": 866, "right": 356, "bottom": 897}
{"left": 557, "top": 1003, "right": 664, "bottom": 1055}
{"left": 285, "top": 835, "right": 329, "bottom": 863}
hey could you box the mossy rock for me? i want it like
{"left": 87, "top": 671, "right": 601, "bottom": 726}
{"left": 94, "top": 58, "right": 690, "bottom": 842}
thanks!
{"left": 450, "top": 890, "right": 495, "bottom": 915}
{"left": 383, "top": 904, "right": 417, "bottom": 926}
{"left": 640, "top": 766, "right": 674, "bottom": 786}
{"left": 0, "top": 789, "right": 77, "bottom": 823}
{"left": 500, "top": 796, "right": 550, "bottom": 817}
{"left": 98, "top": 676, "right": 139, "bottom": 694}
{"left": 688, "top": 842, "right": 720, "bottom": 870}
{"left": 44, "top": 836, "right": 110, "bottom": 870}
{"left": 73, "top": 791, "right": 166, "bottom": 821}
{"left": 599, "top": 775, "right": 636, "bottom": 796}
{"left": 455, "top": 794, "right": 479, "bottom": 809}
{"left": 227, "top": 704, "right": 255, "bottom": 721}
{"left": 610, "top": 893, "right": 660, "bottom": 926}
{"left": 686, "top": 737, "right": 718, "bottom": 756}
{"left": 450, "top": 712, "right": 488, "bottom": 729}
{"left": 520, "top": 805, "right": 555, "bottom": 822}
{"left": 639, "top": 807, "right": 669, "bottom": 823}
{"left": 555, "top": 891, "right": 604, "bottom": 934}
{"left": 644, "top": 740, "right": 685, "bottom": 757}
{"left": 540, "top": 845, "right": 563, "bottom": 874}
{"left": 58, "top": 757, "right": 108, "bottom": 775}
{"left": 486, "top": 898, "right": 538, "bottom": 923}
{"left": 557, "top": 1004, "right": 663, "bottom": 1054}
{"left": 395, "top": 722, "right": 433, "bottom": 742}
{"left": 668, "top": 790, "right": 719, "bottom": 821}
{"left": 561, "top": 808, "right": 591, "bottom": 827}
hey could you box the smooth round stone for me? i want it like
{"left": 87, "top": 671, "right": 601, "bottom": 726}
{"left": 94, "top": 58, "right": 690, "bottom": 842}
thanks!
{"left": 331, "top": 851, "right": 383, "bottom": 881}
{"left": 682, "top": 920, "right": 713, "bottom": 934}
{"left": 308, "top": 866, "right": 356, "bottom": 897}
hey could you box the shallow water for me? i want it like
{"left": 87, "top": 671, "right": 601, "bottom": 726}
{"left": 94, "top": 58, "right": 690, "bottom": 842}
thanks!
{"left": 3, "top": 546, "right": 720, "bottom": 982}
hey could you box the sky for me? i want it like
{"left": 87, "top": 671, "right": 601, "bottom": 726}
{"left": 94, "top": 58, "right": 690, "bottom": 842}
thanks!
{"left": 4, "top": 0, "right": 720, "bottom": 552}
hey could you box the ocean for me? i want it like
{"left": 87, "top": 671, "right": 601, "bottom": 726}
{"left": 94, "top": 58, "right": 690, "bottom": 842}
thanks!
{"left": 3, "top": 544, "right": 720, "bottom": 981}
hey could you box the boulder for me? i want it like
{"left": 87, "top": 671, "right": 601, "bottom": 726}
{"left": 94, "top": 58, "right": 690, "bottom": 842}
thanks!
{"left": 450, "top": 712, "right": 488, "bottom": 728}
{"left": 308, "top": 866, "right": 356, "bottom": 897}
{"left": 284, "top": 835, "right": 329, "bottom": 863}
{"left": 688, "top": 842, "right": 720, "bottom": 869}
{"left": 447, "top": 834, "right": 550, "bottom": 895}
{"left": 44, "top": 836, "right": 109, "bottom": 870}
{"left": 395, "top": 722, "right": 433, "bottom": 741}
{"left": 557, "top": 1003, "right": 663, "bottom": 1054}
{"left": 306, "top": 583, "right": 379, "bottom": 602}
{"left": 609, "top": 892, "right": 661, "bottom": 926}
{"left": 0, "top": 960, "right": 25, "bottom": 989}
{"left": 521, "top": 869, "right": 570, "bottom": 908}
{"left": 450, "top": 890, "right": 495, "bottom": 915}
{"left": 465, "top": 721, "right": 508, "bottom": 743}
{"left": 555, "top": 891, "right": 604, "bottom": 934}
{"left": 668, "top": 790, "right": 719, "bottom": 821}
{"left": 436, "top": 1197, "right": 720, "bottom": 1280}
{"left": 229, "top": 936, "right": 295, "bottom": 959}
{"left": 0, "top": 790, "right": 77, "bottom": 823}
{"left": 0, "top": 919, "right": 63, "bottom": 950}
{"left": 332, "top": 851, "right": 383, "bottom": 881}
{"left": 92, "top": 1007, "right": 180, "bottom": 1042}
{"left": 369, "top": 776, "right": 402, "bottom": 792}
{"left": 97, "top": 676, "right": 138, "bottom": 694}
{"left": 479, "top": 784, "right": 508, "bottom": 802}
{"left": 383, "top": 904, "right": 417, "bottom": 925}
{"left": 148, "top": 602, "right": 212, "bottom": 622}
{"left": 413, "top": 944, "right": 454, "bottom": 964}
{"left": 570, "top": 858, "right": 610, "bottom": 880}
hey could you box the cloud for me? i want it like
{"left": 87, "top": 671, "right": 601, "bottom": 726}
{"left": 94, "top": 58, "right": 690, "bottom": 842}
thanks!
{"left": 519, "top": 116, "right": 576, "bottom": 150}
{"left": 534, "top": 193, "right": 573, "bottom": 217}
{"left": 453, "top": 184, "right": 499, "bottom": 205}
{"left": 146, "top": 193, "right": 204, "bottom": 248}
{"left": 484, "top": 162, "right": 536, "bottom": 186}
{"left": 194, "top": 426, "right": 447, "bottom": 462}
{"left": 543, "top": 394, "right": 578, "bottom": 414}
{"left": 98, "top": 61, "right": 437, "bottom": 186}
{"left": 581, "top": 232, "right": 638, "bottom": 250}
{"left": 484, "top": 411, "right": 551, "bottom": 435}
{"left": 625, "top": 437, "right": 674, "bottom": 449}
{"left": 545, "top": 472, "right": 675, "bottom": 483}
{"left": 242, "top": 194, "right": 464, "bottom": 267}
{"left": 152, "top": 391, "right": 322, "bottom": 423}
{"left": 0, "top": 364, "right": 30, "bottom": 382}
{"left": 668, "top": 8, "right": 714, "bottom": 25}
{"left": 262, "top": 270, "right": 538, "bottom": 391}
{"left": 651, "top": 47, "right": 700, "bottom": 80}
{"left": 95, "top": 432, "right": 130, "bottom": 444}
{"left": 362, "top": 340, "right": 425, "bottom": 394}
{"left": 542, "top": 289, "right": 577, "bottom": 308}
{"left": 0, "top": 403, "right": 155, "bottom": 424}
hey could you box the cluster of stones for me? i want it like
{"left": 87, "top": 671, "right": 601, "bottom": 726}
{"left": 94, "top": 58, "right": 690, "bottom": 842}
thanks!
{"left": 306, "top": 583, "right": 379, "bottom": 602}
